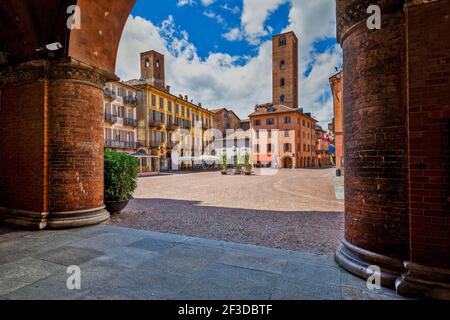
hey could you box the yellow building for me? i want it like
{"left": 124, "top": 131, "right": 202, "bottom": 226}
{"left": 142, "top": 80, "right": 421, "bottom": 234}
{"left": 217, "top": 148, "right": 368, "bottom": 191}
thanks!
{"left": 126, "top": 50, "right": 214, "bottom": 171}
{"left": 103, "top": 81, "right": 141, "bottom": 152}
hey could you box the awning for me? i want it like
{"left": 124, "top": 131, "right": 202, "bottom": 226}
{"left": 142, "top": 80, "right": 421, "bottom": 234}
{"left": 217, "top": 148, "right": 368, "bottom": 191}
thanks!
{"left": 129, "top": 152, "right": 159, "bottom": 158}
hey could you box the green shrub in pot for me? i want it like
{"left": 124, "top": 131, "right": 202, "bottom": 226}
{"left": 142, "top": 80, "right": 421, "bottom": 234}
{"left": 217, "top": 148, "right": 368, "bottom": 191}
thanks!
{"left": 104, "top": 151, "right": 138, "bottom": 214}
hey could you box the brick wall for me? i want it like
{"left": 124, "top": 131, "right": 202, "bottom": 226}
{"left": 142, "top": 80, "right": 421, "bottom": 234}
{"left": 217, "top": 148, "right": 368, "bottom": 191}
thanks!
{"left": 272, "top": 32, "right": 298, "bottom": 109}
{"left": 213, "top": 109, "right": 242, "bottom": 134}
{"left": 0, "top": 81, "right": 47, "bottom": 213}
{"left": 48, "top": 81, "right": 104, "bottom": 212}
{"left": 406, "top": 0, "right": 450, "bottom": 269}
{"left": 343, "top": 11, "right": 409, "bottom": 259}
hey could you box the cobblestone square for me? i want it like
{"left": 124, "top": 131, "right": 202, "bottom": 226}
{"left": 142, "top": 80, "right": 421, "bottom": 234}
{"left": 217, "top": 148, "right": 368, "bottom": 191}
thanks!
{"left": 109, "top": 168, "right": 345, "bottom": 255}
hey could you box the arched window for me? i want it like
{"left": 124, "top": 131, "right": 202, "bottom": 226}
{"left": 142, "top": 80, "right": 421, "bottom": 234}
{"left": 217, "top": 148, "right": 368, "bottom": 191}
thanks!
{"left": 156, "top": 60, "right": 160, "bottom": 68}
{"left": 280, "top": 60, "right": 285, "bottom": 69}
{"left": 145, "top": 58, "right": 150, "bottom": 68}
{"left": 279, "top": 38, "right": 287, "bottom": 47}
{"left": 280, "top": 78, "right": 285, "bottom": 87}
{"left": 280, "top": 95, "right": 286, "bottom": 103}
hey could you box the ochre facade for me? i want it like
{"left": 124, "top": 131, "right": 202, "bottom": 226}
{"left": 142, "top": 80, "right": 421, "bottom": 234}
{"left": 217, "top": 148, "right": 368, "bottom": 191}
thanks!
{"left": 329, "top": 71, "right": 344, "bottom": 171}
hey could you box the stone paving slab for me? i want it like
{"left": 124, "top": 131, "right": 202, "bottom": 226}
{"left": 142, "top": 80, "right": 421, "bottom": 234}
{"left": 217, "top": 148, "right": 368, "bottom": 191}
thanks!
{"left": 0, "top": 257, "right": 65, "bottom": 296}
{"left": 71, "top": 232, "right": 144, "bottom": 252}
{"left": 33, "top": 246, "right": 104, "bottom": 266}
{"left": 128, "top": 237, "right": 179, "bottom": 253}
{"left": 135, "top": 244, "right": 226, "bottom": 277}
{"left": 218, "top": 250, "right": 288, "bottom": 275}
{"left": 272, "top": 277, "right": 342, "bottom": 300}
{"left": 0, "top": 224, "right": 406, "bottom": 300}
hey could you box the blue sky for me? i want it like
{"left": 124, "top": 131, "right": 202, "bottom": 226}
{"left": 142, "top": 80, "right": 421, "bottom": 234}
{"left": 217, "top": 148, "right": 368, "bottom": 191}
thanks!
{"left": 117, "top": 0, "right": 342, "bottom": 127}
{"left": 131, "top": 0, "right": 292, "bottom": 62}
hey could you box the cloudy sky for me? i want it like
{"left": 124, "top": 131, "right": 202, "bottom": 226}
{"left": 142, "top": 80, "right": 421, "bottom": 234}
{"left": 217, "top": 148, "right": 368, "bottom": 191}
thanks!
{"left": 116, "top": 0, "right": 342, "bottom": 127}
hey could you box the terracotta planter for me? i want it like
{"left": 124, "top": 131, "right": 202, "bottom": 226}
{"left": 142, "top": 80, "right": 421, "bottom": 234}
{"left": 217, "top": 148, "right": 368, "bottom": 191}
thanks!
{"left": 221, "top": 170, "right": 227, "bottom": 175}
{"left": 105, "top": 200, "right": 129, "bottom": 215}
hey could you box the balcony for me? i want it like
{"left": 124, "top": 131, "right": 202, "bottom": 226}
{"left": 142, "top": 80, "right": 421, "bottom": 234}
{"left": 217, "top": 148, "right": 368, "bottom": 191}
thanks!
{"left": 166, "top": 123, "right": 179, "bottom": 131}
{"left": 104, "top": 89, "right": 116, "bottom": 101}
{"left": 123, "top": 95, "right": 138, "bottom": 106}
{"left": 105, "top": 140, "right": 138, "bottom": 149}
{"left": 149, "top": 120, "right": 163, "bottom": 129}
{"left": 202, "top": 123, "right": 209, "bottom": 130}
{"left": 150, "top": 141, "right": 162, "bottom": 148}
{"left": 124, "top": 118, "right": 138, "bottom": 127}
{"left": 105, "top": 113, "right": 118, "bottom": 124}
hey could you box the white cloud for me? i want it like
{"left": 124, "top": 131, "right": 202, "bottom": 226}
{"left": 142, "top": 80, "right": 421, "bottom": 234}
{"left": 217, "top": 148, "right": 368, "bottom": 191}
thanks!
{"left": 222, "top": 28, "right": 243, "bottom": 41}
{"left": 241, "top": 0, "right": 288, "bottom": 44}
{"left": 221, "top": 3, "right": 240, "bottom": 15}
{"left": 201, "top": 0, "right": 216, "bottom": 6}
{"left": 177, "top": 0, "right": 215, "bottom": 7}
{"left": 116, "top": 1, "right": 342, "bottom": 128}
{"left": 177, "top": 0, "right": 195, "bottom": 7}
{"left": 203, "top": 11, "right": 226, "bottom": 25}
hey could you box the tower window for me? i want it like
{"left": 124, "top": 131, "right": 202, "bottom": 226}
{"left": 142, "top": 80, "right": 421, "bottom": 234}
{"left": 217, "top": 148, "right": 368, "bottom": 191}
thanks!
{"left": 145, "top": 59, "right": 150, "bottom": 68}
{"left": 279, "top": 38, "right": 287, "bottom": 47}
{"left": 280, "top": 60, "right": 286, "bottom": 69}
{"left": 280, "top": 95, "right": 286, "bottom": 103}
{"left": 280, "top": 78, "right": 285, "bottom": 87}
{"left": 156, "top": 60, "right": 160, "bottom": 68}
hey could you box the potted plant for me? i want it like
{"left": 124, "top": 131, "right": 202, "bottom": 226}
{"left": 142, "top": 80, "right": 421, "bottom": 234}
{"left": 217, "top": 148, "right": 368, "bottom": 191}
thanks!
{"left": 243, "top": 153, "right": 252, "bottom": 175}
{"left": 104, "top": 151, "right": 138, "bottom": 214}
{"left": 221, "top": 152, "right": 227, "bottom": 175}
{"left": 232, "top": 153, "right": 240, "bottom": 175}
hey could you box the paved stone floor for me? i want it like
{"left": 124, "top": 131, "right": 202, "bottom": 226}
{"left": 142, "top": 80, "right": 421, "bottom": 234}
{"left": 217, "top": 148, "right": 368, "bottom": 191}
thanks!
{"left": 110, "top": 168, "right": 345, "bottom": 255}
{"left": 0, "top": 224, "right": 405, "bottom": 300}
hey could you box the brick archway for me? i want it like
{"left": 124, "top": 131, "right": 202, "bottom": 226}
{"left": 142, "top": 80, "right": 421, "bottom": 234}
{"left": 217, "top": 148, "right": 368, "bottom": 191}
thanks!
{"left": 281, "top": 156, "right": 294, "bottom": 169}
{"left": 0, "top": 0, "right": 136, "bottom": 229}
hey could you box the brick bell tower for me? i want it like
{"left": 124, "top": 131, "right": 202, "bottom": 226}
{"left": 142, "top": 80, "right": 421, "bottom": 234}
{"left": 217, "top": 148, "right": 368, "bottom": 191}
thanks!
{"left": 272, "top": 31, "right": 299, "bottom": 109}
{"left": 140, "top": 50, "right": 166, "bottom": 90}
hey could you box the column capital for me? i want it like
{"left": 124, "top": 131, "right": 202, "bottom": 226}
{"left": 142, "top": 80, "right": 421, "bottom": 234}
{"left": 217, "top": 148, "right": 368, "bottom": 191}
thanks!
{"left": 0, "top": 58, "right": 118, "bottom": 89}
{"left": 336, "top": 0, "right": 405, "bottom": 43}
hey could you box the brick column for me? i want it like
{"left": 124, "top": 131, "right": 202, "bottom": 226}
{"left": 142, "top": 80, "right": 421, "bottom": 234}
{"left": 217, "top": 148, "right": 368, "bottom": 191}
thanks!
{"left": 395, "top": 0, "right": 450, "bottom": 299}
{"left": 334, "top": 0, "right": 409, "bottom": 288}
{"left": 0, "top": 58, "right": 113, "bottom": 229}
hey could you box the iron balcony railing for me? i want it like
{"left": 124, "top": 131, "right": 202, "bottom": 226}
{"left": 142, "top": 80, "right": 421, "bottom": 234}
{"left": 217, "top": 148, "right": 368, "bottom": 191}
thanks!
{"left": 150, "top": 140, "right": 163, "bottom": 148}
{"left": 124, "top": 118, "right": 138, "bottom": 127}
{"left": 104, "top": 89, "right": 116, "bottom": 101}
{"left": 149, "top": 120, "right": 163, "bottom": 129}
{"left": 123, "top": 95, "right": 138, "bottom": 106}
{"left": 105, "top": 113, "right": 118, "bottom": 123}
{"left": 105, "top": 140, "right": 138, "bottom": 149}
{"left": 167, "top": 122, "right": 180, "bottom": 131}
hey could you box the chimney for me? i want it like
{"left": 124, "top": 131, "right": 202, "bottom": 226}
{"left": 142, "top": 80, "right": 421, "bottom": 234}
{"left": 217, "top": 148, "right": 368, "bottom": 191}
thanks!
{"left": 185, "top": 95, "right": 188, "bottom": 101}
{"left": 166, "top": 85, "right": 171, "bottom": 93}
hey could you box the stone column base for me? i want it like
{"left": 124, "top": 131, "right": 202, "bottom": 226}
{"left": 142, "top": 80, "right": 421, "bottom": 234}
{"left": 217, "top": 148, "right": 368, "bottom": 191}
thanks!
{"left": 396, "top": 262, "right": 450, "bottom": 300}
{"left": 335, "top": 240, "right": 406, "bottom": 288}
{"left": 0, "top": 207, "right": 49, "bottom": 230}
{"left": 0, "top": 206, "right": 110, "bottom": 230}
{"left": 46, "top": 206, "right": 110, "bottom": 229}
